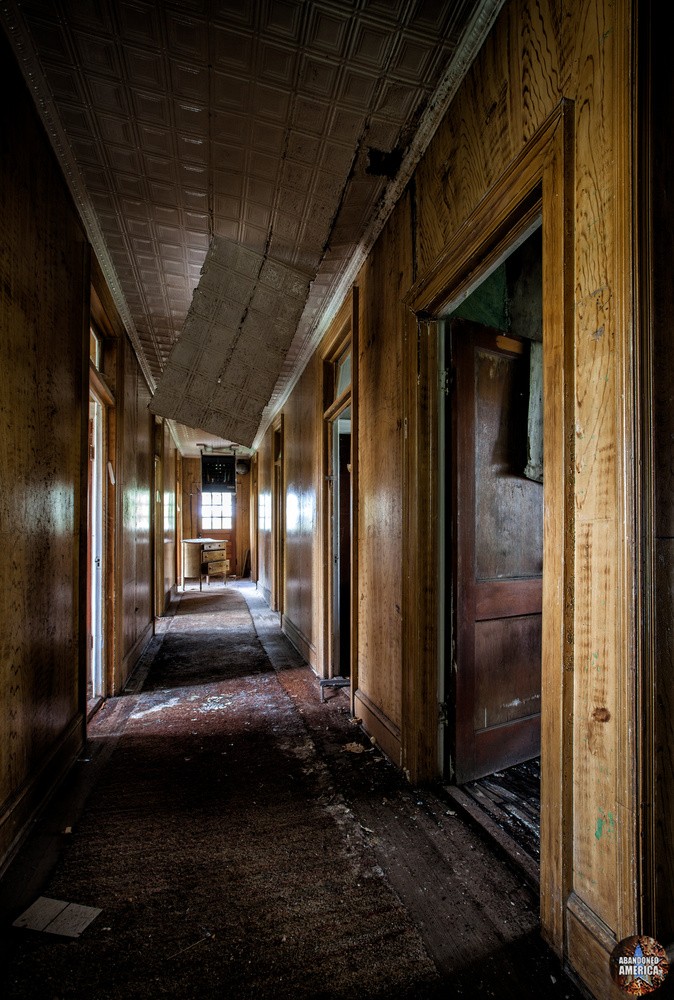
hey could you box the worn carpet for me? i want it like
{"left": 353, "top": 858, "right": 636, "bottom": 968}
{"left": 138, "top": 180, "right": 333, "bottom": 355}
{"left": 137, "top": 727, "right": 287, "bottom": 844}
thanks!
{"left": 2, "top": 585, "right": 439, "bottom": 1000}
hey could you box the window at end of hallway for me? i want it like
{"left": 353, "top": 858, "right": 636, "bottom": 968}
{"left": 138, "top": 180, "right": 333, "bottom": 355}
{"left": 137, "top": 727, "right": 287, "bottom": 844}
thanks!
{"left": 202, "top": 491, "right": 233, "bottom": 530}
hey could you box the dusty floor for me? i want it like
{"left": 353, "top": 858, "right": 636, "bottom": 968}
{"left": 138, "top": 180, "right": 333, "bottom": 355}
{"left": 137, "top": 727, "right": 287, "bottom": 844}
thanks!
{"left": 1, "top": 582, "right": 586, "bottom": 999}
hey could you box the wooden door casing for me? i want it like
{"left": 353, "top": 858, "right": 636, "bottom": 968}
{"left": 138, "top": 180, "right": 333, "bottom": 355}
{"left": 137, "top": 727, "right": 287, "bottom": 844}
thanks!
{"left": 451, "top": 321, "right": 543, "bottom": 783}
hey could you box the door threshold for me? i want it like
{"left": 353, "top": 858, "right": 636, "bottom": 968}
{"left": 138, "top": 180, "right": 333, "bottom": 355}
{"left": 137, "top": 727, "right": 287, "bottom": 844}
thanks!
{"left": 443, "top": 783, "right": 539, "bottom": 890}
{"left": 86, "top": 696, "right": 104, "bottom": 722}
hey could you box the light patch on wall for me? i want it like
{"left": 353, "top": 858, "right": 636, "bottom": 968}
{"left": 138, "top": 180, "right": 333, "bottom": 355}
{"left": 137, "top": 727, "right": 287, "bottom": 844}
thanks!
{"left": 136, "top": 489, "right": 152, "bottom": 533}
{"left": 150, "top": 236, "right": 312, "bottom": 447}
{"left": 301, "top": 492, "right": 315, "bottom": 530}
{"left": 286, "top": 491, "right": 300, "bottom": 533}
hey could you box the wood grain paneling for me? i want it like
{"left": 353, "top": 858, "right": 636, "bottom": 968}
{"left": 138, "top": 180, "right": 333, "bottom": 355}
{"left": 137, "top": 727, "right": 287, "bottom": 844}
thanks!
{"left": 162, "top": 421, "right": 177, "bottom": 607}
{"left": 401, "top": 0, "right": 635, "bottom": 986}
{"left": 415, "top": 0, "right": 561, "bottom": 278}
{"left": 356, "top": 189, "right": 413, "bottom": 732}
{"left": 235, "top": 469, "right": 251, "bottom": 579}
{"left": 181, "top": 458, "right": 201, "bottom": 546}
{"left": 647, "top": 0, "right": 674, "bottom": 945}
{"left": 120, "top": 337, "right": 154, "bottom": 682}
{"left": 256, "top": 430, "right": 273, "bottom": 607}
{"left": 568, "top": 0, "right": 638, "bottom": 959}
{"left": 0, "top": 29, "right": 88, "bottom": 866}
{"left": 283, "top": 355, "right": 321, "bottom": 667}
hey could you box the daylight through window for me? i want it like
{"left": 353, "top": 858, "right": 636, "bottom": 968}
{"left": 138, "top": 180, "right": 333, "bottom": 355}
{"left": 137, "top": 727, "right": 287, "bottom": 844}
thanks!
{"left": 202, "top": 491, "right": 233, "bottom": 530}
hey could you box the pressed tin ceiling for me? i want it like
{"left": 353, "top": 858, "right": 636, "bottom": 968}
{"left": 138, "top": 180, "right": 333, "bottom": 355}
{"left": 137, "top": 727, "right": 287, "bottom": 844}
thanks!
{"left": 1, "top": 0, "right": 504, "bottom": 448}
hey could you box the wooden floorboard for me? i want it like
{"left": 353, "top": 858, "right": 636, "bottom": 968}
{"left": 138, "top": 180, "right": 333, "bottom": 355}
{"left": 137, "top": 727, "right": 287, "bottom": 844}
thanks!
{"left": 246, "top": 586, "right": 583, "bottom": 998}
{"left": 1, "top": 585, "right": 582, "bottom": 1000}
{"left": 458, "top": 758, "right": 541, "bottom": 868}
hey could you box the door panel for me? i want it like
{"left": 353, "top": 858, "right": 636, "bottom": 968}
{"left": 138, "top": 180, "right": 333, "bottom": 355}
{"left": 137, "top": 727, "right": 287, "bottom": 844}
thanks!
{"left": 451, "top": 320, "right": 543, "bottom": 783}
{"left": 474, "top": 615, "right": 541, "bottom": 729}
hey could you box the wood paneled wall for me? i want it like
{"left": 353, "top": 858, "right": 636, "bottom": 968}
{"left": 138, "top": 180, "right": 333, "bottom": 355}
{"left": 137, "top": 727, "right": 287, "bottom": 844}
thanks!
{"left": 256, "top": 432, "right": 273, "bottom": 607}
{"left": 646, "top": 0, "right": 674, "bottom": 948}
{"left": 181, "top": 457, "right": 201, "bottom": 545}
{"left": 282, "top": 355, "right": 321, "bottom": 667}
{"left": 0, "top": 30, "right": 89, "bottom": 867}
{"left": 235, "top": 469, "right": 251, "bottom": 579}
{"left": 178, "top": 457, "right": 246, "bottom": 580}
{"left": 267, "top": 0, "right": 642, "bottom": 992}
{"left": 353, "top": 190, "right": 413, "bottom": 761}
{"left": 413, "top": 0, "right": 635, "bottom": 988}
{"left": 162, "top": 422, "right": 177, "bottom": 608}
{"left": 120, "top": 338, "right": 154, "bottom": 683}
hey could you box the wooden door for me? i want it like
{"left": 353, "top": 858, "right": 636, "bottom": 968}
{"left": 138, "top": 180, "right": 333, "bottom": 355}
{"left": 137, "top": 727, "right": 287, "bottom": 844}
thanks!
{"left": 450, "top": 321, "right": 543, "bottom": 783}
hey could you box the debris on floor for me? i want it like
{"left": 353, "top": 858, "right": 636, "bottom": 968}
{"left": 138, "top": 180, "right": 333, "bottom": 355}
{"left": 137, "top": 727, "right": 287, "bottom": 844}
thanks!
{"left": 343, "top": 741, "right": 374, "bottom": 754}
{"left": 12, "top": 897, "right": 101, "bottom": 938}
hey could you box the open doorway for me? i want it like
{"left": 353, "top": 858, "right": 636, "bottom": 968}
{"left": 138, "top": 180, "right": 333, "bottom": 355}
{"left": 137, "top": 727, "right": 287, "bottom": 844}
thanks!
{"left": 331, "top": 405, "right": 352, "bottom": 678}
{"left": 272, "top": 421, "right": 284, "bottom": 614}
{"left": 321, "top": 329, "right": 354, "bottom": 702}
{"left": 443, "top": 226, "right": 543, "bottom": 875}
{"left": 87, "top": 389, "right": 105, "bottom": 711}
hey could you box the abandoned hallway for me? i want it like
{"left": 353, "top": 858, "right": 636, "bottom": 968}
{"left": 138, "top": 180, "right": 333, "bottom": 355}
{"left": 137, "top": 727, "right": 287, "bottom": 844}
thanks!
{"left": 1, "top": 581, "right": 583, "bottom": 1000}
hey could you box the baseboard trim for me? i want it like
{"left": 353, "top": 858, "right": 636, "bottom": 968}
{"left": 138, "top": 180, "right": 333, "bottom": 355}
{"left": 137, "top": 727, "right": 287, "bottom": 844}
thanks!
{"left": 566, "top": 891, "right": 622, "bottom": 999}
{"left": 282, "top": 615, "right": 316, "bottom": 669}
{"left": 0, "top": 715, "right": 84, "bottom": 875}
{"left": 354, "top": 689, "right": 402, "bottom": 767}
{"left": 119, "top": 620, "right": 154, "bottom": 691}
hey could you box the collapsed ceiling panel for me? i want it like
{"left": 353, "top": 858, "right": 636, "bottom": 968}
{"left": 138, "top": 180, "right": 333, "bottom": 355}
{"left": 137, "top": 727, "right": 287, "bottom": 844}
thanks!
{"left": 150, "top": 236, "right": 311, "bottom": 447}
{"left": 2, "top": 0, "right": 505, "bottom": 444}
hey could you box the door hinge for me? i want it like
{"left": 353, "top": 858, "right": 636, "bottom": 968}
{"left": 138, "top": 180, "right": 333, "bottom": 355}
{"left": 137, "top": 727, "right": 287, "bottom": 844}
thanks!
{"left": 438, "top": 699, "right": 451, "bottom": 726}
{"left": 439, "top": 367, "right": 453, "bottom": 397}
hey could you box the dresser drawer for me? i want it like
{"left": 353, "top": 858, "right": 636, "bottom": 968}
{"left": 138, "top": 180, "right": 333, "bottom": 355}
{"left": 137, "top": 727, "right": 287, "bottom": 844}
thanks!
{"left": 202, "top": 541, "right": 226, "bottom": 553}
{"left": 202, "top": 547, "right": 226, "bottom": 564}
{"left": 202, "top": 559, "right": 228, "bottom": 575}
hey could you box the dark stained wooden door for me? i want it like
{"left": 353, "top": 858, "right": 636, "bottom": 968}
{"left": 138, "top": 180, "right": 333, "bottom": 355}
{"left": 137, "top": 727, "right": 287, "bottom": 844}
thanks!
{"left": 450, "top": 321, "right": 543, "bottom": 784}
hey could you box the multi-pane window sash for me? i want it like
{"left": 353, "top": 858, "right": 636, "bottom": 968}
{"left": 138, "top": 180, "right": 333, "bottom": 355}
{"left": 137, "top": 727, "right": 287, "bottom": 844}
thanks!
{"left": 202, "top": 491, "right": 233, "bottom": 530}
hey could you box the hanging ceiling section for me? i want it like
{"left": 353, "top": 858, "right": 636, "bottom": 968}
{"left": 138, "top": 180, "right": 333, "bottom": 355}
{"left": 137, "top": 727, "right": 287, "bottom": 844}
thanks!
{"left": 2, "top": 0, "right": 503, "bottom": 446}
{"left": 151, "top": 236, "right": 312, "bottom": 446}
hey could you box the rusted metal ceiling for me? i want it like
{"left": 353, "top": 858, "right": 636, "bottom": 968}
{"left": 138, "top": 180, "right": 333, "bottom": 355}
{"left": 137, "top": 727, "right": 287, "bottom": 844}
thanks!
{"left": 2, "top": 0, "right": 504, "bottom": 448}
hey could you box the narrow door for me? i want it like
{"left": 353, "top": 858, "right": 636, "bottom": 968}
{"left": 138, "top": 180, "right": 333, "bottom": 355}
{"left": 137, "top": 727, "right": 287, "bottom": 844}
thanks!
{"left": 450, "top": 321, "right": 543, "bottom": 783}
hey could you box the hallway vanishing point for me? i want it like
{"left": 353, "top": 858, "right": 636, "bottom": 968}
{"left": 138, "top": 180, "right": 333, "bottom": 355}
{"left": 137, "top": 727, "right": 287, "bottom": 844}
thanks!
{"left": 1, "top": 584, "right": 584, "bottom": 1000}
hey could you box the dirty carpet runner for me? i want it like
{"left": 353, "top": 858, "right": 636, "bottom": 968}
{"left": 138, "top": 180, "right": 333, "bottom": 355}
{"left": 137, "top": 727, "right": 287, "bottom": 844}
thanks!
{"left": 4, "top": 586, "right": 438, "bottom": 999}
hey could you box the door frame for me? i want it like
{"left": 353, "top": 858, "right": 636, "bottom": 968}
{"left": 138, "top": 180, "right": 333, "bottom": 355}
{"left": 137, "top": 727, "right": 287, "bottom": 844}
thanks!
{"left": 87, "top": 313, "right": 117, "bottom": 704}
{"left": 403, "top": 102, "right": 575, "bottom": 953}
{"left": 320, "top": 291, "right": 359, "bottom": 708}
{"left": 87, "top": 387, "right": 106, "bottom": 707}
{"left": 326, "top": 398, "right": 352, "bottom": 677}
{"left": 271, "top": 416, "right": 284, "bottom": 614}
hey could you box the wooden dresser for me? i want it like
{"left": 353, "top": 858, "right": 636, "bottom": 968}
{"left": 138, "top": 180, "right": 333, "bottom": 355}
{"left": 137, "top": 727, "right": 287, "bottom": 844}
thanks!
{"left": 199, "top": 540, "right": 228, "bottom": 588}
{"left": 182, "top": 538, "right": 229, "bottom": 590}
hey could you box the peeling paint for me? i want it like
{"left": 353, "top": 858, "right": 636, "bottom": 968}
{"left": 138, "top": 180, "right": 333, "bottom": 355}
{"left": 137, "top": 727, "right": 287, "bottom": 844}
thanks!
{"left": 595, "top": 810, "right": 616, "bottom": 841}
